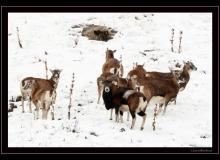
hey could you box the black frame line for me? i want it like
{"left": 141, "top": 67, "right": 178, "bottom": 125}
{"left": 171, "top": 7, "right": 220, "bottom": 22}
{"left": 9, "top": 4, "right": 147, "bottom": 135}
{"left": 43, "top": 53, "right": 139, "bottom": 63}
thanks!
{"left": 1, "top": 6, "right": 219, "bottom": 154}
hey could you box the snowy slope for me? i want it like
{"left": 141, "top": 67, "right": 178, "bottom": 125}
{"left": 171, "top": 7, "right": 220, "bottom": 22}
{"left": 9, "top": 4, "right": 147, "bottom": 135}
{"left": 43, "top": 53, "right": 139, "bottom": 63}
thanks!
{"left": 8, "top": 13, "right": 212, "bottom": 147}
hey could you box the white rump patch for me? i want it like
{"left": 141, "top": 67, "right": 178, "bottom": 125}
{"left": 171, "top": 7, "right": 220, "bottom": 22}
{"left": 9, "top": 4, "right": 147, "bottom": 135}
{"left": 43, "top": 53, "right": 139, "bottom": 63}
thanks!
{"left": 22, "top": 80, "right": 33, "bottom": 90}
{"left": 20, "top": 81, "right": 33, "bottom": 99}
{"left": 123, "top": 90, "right": 136, "bottom": 100}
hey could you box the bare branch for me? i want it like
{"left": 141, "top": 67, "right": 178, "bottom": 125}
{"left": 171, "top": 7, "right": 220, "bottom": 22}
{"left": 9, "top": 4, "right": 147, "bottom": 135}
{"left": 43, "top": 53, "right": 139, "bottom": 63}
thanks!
{"left": 170, "top": 28, "right": 174, "bottom": 52}
{"left": 178, "top": 31, "right": 183, "bottom": 53}
{"left": 152, "top": 105, "right": 158, "bottom": 131}
{"left": 16, "top": 27, "right": 23, "bottom": 48}
{"left": 68, "top": 73, "right": 75, "bottom": 120}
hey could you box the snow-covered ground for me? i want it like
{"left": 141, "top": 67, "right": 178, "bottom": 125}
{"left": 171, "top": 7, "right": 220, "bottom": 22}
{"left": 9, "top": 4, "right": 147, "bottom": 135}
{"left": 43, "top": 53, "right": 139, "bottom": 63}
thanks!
{"left": 8, "top": 13, "right": 212, "bottom": 147}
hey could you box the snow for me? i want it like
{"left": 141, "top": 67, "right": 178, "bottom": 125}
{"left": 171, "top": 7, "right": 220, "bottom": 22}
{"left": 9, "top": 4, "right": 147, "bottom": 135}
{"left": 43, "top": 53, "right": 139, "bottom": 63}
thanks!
{"left": 8, "top": 13, "right": 212, "bottom": 147}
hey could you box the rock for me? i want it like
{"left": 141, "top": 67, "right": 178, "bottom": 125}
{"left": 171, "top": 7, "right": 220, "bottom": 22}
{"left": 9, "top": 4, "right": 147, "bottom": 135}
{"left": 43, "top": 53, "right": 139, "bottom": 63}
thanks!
{"left": 8, "top": 103, "right": 17, "bottom": 112}
{"left": 175, "top": 63, "right": 182, "bottom": 68}
{"left": 8, "top": 107, "right": 13, "bottom": 112}
{"left": 16, "top": 96, "right": 22, "bottom": 102}
{"left": 82, "top": 24, "right": 117, "bottom": 42}
{"left": 150, "top": 57, "right": 158, "bottom": 61}
{"left": 88, "top": 100, "right": 93, "bottom": 103}
{"left": 135, "top": 16, "right": 140, "bottom": 20}
{"left": 120, "top": 128, "right": 125, "bottom": 132}
{"left": 90, "top": 132, "right": 98, "bottom": 137}
{"left": 71, "top": 24, "right": 84, "bottom": 29}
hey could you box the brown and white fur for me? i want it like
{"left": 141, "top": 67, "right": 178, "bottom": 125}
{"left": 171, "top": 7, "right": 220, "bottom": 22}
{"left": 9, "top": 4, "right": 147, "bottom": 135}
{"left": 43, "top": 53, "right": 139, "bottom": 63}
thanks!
{"left": 97, "top": 72, "right": 131, "bottom": 121}
{"left": 20, "top": 77, "right": 35, "bottom": 113}
{"left": 128, "top": 63, "right": 180, "bottom": 83}
{"left": 177, "top": 61, "right": 197, "bottom": 91}
{"left": 127, "top": 64, "right": 180, "bottom": 115}
{"left": 127, "top": 61, "right": 196, "bottom": 105}
{"left": 102, "top": 78, "right": 148, "bottom": 130}
{"left": 102, "top": 48, "right": 124, "bottom": 77}
{"left": 135, "top": 76, "right": 179, "bottom": 115}
{"left": 97, "top": 72, "right": 115, "bottom": 104}
{"left": 20, "top": 69, "right": 62, "bottom": 119}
